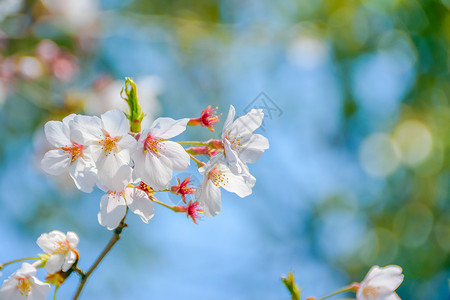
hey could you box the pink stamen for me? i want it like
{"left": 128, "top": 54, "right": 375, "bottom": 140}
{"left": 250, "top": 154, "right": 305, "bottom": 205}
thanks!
{"left": 61, "top": 142, "right": 83, "bottom": 164}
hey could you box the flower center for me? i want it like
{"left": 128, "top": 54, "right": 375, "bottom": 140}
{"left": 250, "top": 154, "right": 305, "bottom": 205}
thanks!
{"left": 16, "top": 276, "right": 31, "bottom": 297}
{"left": 54, "top": 239, "right": 71, "bottom": 254}
{"left": 363, "top": 286, "right": 380, "bottom": 297}
{"left": 144, "top": 135, "right": 162, "bottom": 157}
{"left": 226, "top": 133, "right": 244, "bottom": 151}
{"left": 61, "top": 143, "right": 83, "bottom": 164}
{"left": 99, "top": 134, "right": 119, "bottom": 156}
{"left": 208, "top": 167, "right": 229, "bottom": 188}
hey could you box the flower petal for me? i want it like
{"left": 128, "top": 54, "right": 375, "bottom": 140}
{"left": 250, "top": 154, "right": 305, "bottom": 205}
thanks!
{"left": 62, "top": 250, "right": 77, "bottom": 272}
{"left": 45, "top": 253, "right": 65, "bottom": 274}
{"left": 133, "top": 150, "right": 173, "bottom": 190}
{"left": 70, "top": 115, "right": 103, "bottom": 145}
{"left": 101, "top": 109, "right": 129, "bottom": 137}
{"left": 41, "top": 149, "right": 71, "bottom": 176}
{"left": 239, "top": 133, "right": 269, "bottom": 163}
{"left": 96, "top": 154, "right": 132, "bottom": 191}
{"left": 230, "top": 108, "right": 264, "bottom": 136}
{"left": 195, "top": 178, "right": 221, "bottom": 217}
{"left": 221, "top": 105, "right": 236, "bottom": 140}
{"left": 69, "top": 157, "right": 98, "bottom": 193}
{"left": 148, "top": 117, "right": 189, "bottom": 139}
{"left": 97, "top": 193, "right": 127, "bottom": 230}
{"left": 44, "top": 120, "right": 71, "bottom": 148}
{"left": 66, "top": 232, "right": 79, "bottom": 248}
{"left": 126, "top": 188, "right": 155, "bottom": 223}
{"left": 159, "top": 141, "right": 190, "bottom": 171}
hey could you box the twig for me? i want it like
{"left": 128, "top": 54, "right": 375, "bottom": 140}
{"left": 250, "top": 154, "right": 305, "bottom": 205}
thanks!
{"left": 72, "top": 216, "right": 128, "bottom": 300}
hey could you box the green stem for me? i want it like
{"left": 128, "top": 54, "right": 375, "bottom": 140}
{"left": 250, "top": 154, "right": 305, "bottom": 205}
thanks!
{"left": 151, "top": 198, "right": 176, "bottom": 211}
{"left": 53, "top": 285, "right": 59, "bottom": 300}
{"left": 178, "top": 141, "right": 211, "bottom": 146}
{"left": 0, "top": 257, "right": 40, "bottom": 269}
{"left": 188, "top": 153, "right": 206, "bottom": 168}
{"left": 317, "top": 286, "right": 353, "bottom": 300}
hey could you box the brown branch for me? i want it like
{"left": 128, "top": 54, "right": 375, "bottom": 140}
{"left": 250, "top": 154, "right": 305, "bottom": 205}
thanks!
{"left": 72, "top": 216, "right": 128, "bottom": 300}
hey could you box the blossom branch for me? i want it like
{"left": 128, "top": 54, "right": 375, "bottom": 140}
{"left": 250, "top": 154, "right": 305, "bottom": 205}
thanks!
{"left": 72, "top": 214, "right": 128, "bottom": 300}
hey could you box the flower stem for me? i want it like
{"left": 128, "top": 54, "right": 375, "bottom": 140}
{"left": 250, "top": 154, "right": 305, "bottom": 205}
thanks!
{"left": 53, "top": 285, "right": 59, "bottom": 300}
{"left": 0, "top": 257, "right": 40, "bottom": 270}
{"left": 316, "top": 286, "right": 353, "bottom": 300}
{"left": 72, "top": 213, "right": 128, "bottom": 300}
{"left": 178, "top": 141, "right": 211, "bottom": 146}
{"left": 151, "top": 198, "right": 176, "bottom": 211}
{"left": 188, "top": 153, "right": 206, "bottom": 168}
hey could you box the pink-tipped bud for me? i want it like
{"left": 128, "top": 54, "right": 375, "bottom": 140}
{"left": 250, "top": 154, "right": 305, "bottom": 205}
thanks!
{"left": 187, "top": 146, "right": 220, "bottom": 158}
{"left": 188, "top": 105, "right": 220, "bottom": 132}
{"left": 170, "top": 177, "right": 195, "bottom": 204}
{"left": 172, "top": 200, "right": 203, "bottom": 224}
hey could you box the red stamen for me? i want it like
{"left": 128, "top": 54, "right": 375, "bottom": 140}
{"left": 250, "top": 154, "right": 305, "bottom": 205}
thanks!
{"left": 188, "top": 105, "right": 220, "bottom": 132}
{"left": 170, "top": 177, "right": 195, "bottom": 204}
{"left": 61, "top": 142, "right": 83, "bottom": 164}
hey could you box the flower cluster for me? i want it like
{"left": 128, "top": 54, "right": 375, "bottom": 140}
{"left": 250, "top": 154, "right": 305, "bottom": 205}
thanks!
{"left": 40, "top": 78, "right": 269, "bottom": 228}
{"left": 0, "top": 231, "right": 80, "bottom": 300}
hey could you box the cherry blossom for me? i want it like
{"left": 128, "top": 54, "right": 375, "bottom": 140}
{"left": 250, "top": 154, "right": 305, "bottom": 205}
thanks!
{"left": 356, "top": 265, "right": 404, "bottom": 300}
{"left": 195, "top": 154, "right": 254, "bottom": 217}
{"left": 170, "top": 177, "right": 195, "bottom": 203}
{"left": 98, "top": 184, "right": 155, "bottom": 230}
{"left": 70, "top": 109, "right": 137, "bottom": 191}
{"left": 0, "top": 263, "right": 51, "bottom": 300}
{"left": 36, "top": 230, "right": 79, "bottom": 274}
{"left": 188, "top": 105, "right": 220, "bottom": 131}
{"left": 222, "top": 105, "right": 269, "bottom": 178}
{"left": 41, "top": 114, "right": 97, "bottom": 193}
{"left": 134, "top": 117, "right": 190, "bottom": 190}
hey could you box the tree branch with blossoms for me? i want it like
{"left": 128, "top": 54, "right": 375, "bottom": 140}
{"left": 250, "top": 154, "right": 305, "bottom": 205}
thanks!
{"left": 0, "top": 77, "right": 270, "bottom": 299}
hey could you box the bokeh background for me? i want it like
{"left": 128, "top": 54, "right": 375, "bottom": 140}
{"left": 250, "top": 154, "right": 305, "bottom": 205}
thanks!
{"left": 1, "top": 0, "right": 450, "bottom": 299}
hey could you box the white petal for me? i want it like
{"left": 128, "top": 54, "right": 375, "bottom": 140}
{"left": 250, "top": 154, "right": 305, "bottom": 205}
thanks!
{"left": 369, "top": 265, "right": 404, "bottom": 294}
{"left": 70, "top": 115, "right": 103, "bottom": 145}
{"left": 221, "top": 105, "right": 236, "bottom": 140}
{"left": 217, "top": 164, "right": 253, "bottom": 198}
{"left": 195, "top": 178, "right": 221, "bottom": 217}
{"left": 17, "top": 263, "right": 37, "bottom": 276}
{"left": 0, "top": 276, "right": 18, "bottom": 299}
{"left": 101, "top": 109, "right": 129, "bottom": 137}
{"left": 62, "top": 250, "right": 77, "bottom": 272}
{"left": 133, "top": 150, "right": 173, "bottom": 190}
{"left": 69, "top": 157, "right": 98, "bottom": 193}
{"left": 36, "top": 231, "right": 65, "bottom": 253}
{"left": 45, "top": 254, "right": 65, "bottom": 274}
{"left": 231, "top": 108, "right": 264, "bottom": 135}
{"left": 223, "top": 139, "right": 243, "bottom": 174}
{"left": 98, "top": 193, "right": 127, "bottom": 230}
{"left": 117, "top": 134, "right": 137, "bottom": 152}
{"left": 41, "top": 149, "right": 70, "bottom": 175}
{"left": 66, "top": 231, "right": 79, "bottom": 247}
{"left": 125, "top": 188, "right": 155, "bottom": 223}
{"left": 148, "top": 117, "right": 189, "bottom": 139}
{"left": 44, "top": 120, "right": 71, "bottom": 148}
{"left": 239, "top": 133, "right": 269, "bottom": 163}
{"left": 159, "top": 141, "right": 190, "bottom": 171}
{"left": 30, "top": 276, "right": 52, "bottom": 299}
{"left": 96, "top": 154, "right": 132, "bottom": 191}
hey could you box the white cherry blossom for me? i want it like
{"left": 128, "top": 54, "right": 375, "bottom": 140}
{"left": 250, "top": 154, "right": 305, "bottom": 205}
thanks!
{"left": 41, "top": 114, "right": 97, "bottom": 193}
{"left": 357, "top": 265, "right": 404, "bottom": 300}
{"left": 98, "top": 184, "right": 155, "bottom": 230}
{"left": 0, "top": 263, "right": 51, "bottom": 300}
{"left": 134, "top": 117, "right": 190, "bottom": 190}
{"left": 222, "top": 105, "right": 269, "bottom": 178}
{"left": 195, "top": 154, "right": 254, "bottom": 217}
{"left": 36, "top": 230, "right": 79, "bottom": 274}
{"left": 71, "top": 109, "right": 137, "bottom": 191}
